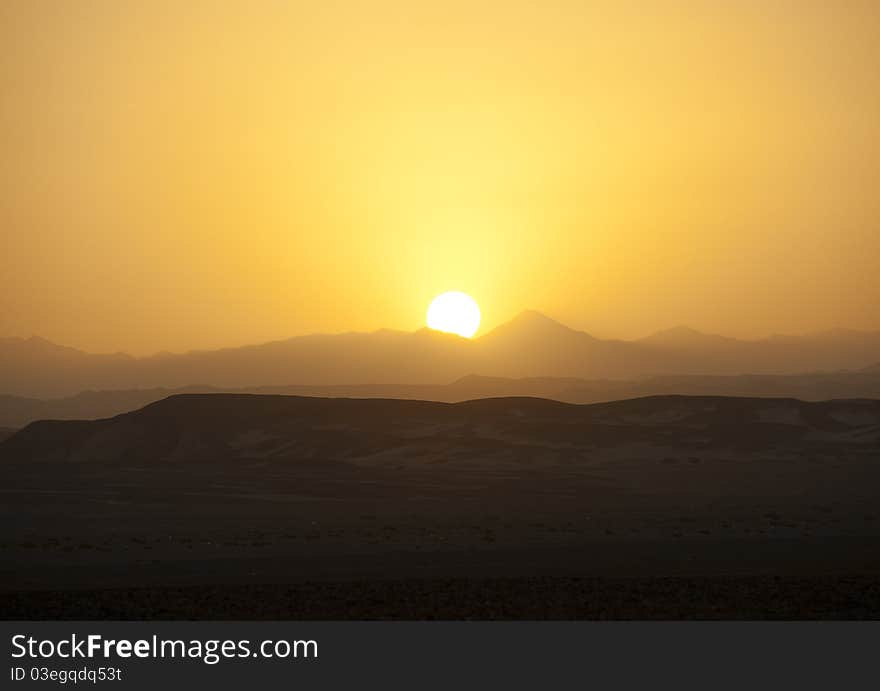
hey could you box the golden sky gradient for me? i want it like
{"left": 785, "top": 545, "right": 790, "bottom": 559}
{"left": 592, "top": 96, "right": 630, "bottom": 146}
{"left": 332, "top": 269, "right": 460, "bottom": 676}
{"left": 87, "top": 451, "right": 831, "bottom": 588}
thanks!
{"left": 2, "top": 1, "right": 878, "bottom": 354}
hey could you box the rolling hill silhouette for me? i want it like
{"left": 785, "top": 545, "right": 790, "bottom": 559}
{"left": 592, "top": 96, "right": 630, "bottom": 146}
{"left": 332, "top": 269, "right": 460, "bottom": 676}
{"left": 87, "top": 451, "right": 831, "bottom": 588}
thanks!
{"left": 4, "top": 370, "right": 880, "bottom": 428}
{"left": 3, "top": 392, "right": 880, "bottom": 619}
{"left": 4, "top": 393, "right": 879, "bottom": 464}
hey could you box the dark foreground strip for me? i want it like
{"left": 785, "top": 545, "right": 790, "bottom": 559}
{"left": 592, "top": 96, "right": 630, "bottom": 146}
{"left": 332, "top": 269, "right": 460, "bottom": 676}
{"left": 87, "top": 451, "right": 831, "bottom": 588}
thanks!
{"left": 3, "top": 575, "right": 880, "bottom": 620}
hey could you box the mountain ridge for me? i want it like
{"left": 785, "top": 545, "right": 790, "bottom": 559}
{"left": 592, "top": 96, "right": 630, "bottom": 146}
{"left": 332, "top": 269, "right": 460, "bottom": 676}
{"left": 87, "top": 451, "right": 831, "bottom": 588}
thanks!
{"left": 2, "top": 311, "right": 879, "bottom": 398}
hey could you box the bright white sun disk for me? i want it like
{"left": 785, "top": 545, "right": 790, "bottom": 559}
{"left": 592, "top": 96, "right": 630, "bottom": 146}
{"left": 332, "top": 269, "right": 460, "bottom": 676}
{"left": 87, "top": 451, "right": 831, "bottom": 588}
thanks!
{"left": 426, "top": 292, "right": 481, "bottom": 338}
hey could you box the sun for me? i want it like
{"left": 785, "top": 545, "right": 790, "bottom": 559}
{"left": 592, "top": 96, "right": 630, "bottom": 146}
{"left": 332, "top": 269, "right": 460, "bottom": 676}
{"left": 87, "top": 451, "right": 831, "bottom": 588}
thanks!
{"left": 426, "top": 292, "right": 481, "bottom": 338}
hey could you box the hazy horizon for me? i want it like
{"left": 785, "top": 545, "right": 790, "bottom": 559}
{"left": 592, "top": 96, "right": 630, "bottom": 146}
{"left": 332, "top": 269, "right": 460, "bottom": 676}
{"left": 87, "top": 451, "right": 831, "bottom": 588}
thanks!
{"left": 3, "top": 1, "right": 880, "bottom": 355}
{"left": 4, "top": 309, "right": 880, "bottom": 358}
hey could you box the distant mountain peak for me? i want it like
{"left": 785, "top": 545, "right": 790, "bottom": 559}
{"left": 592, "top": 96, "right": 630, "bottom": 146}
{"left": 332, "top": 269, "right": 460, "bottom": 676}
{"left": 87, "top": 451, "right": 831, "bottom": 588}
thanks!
{"left": 0, "top": 335, "right": 54, "bottom": 346}
{"left": 0, "top": 336, "right": 134, "bottom": 359}
{"left": 657, "top": 325, "right": 704, "bottom": 337}
{"left": 641, "top": 325, "right": 733, "bottom": 346}
{"left": 0, "top": 335, "right": 82, "bottom": 355}
{"left": 512, "top": 309, "right": 565, "bottom": 325}
{"left": 484, "top": 310, "right": 583, "bottom": 338}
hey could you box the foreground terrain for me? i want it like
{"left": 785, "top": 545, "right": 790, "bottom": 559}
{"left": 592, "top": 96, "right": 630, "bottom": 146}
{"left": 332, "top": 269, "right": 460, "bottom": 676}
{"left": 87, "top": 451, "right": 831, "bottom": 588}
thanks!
{"left": 2, "top": 394, "right": 879, "bottom": 618}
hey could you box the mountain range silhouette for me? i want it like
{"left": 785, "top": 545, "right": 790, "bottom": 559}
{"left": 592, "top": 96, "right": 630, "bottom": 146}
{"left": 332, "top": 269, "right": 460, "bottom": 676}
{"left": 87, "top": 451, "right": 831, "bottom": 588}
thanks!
{"left": 2, "top": 311, "right": 879, "bottom": 399}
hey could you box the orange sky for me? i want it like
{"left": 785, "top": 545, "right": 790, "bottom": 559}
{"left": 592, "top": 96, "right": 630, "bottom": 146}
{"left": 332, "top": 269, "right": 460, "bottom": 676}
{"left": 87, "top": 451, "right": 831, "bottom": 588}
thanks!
{"left": 2, "top": 1, "right": 879, "bottom": 354}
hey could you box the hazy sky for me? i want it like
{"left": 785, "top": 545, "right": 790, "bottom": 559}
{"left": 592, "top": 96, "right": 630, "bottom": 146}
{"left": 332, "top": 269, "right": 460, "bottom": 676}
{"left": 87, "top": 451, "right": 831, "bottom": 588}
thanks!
{"left": 2, "top": 1, "right": 878, "bottom": 354}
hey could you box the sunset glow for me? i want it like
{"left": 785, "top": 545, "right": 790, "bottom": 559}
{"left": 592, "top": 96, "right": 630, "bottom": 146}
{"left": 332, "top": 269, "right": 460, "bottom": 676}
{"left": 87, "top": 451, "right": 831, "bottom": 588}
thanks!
{"left": 426, "top": 292, "right": 481, "bottom": 338}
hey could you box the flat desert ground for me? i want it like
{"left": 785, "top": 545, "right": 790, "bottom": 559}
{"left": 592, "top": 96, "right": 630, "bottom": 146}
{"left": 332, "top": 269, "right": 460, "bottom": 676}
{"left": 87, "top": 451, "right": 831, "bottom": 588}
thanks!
{"left": 2, "top": 394, "right": 879, "bottom": 618}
